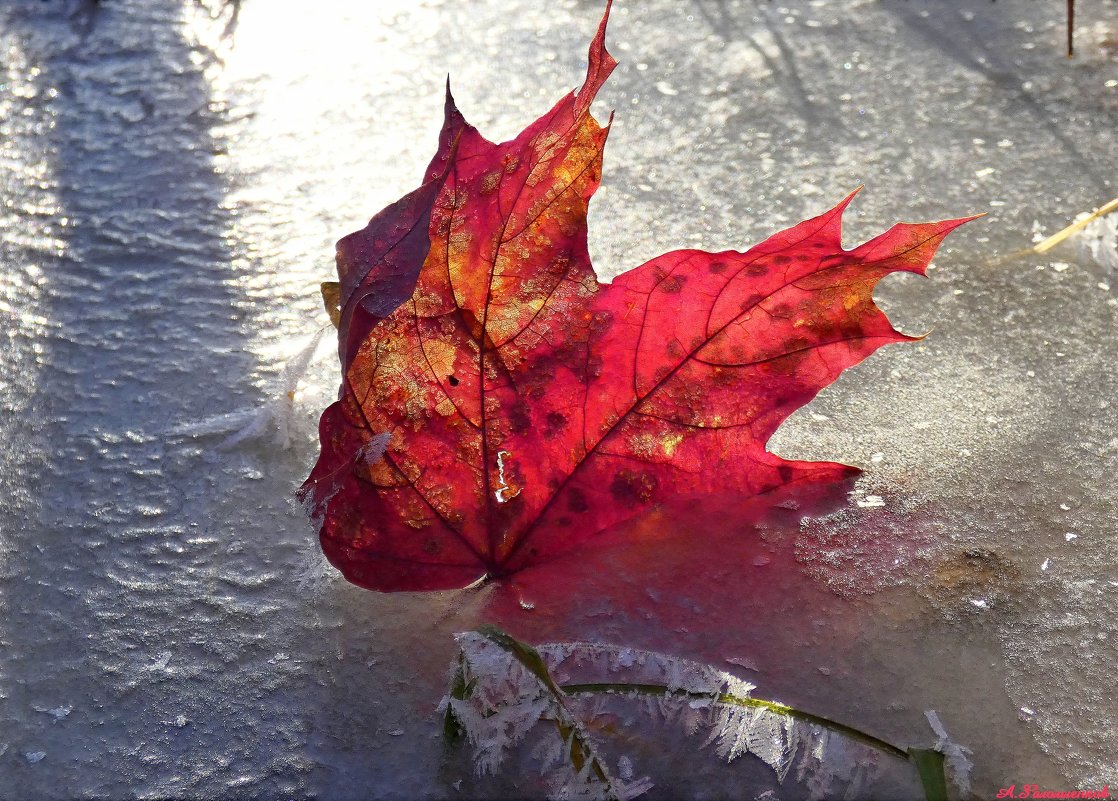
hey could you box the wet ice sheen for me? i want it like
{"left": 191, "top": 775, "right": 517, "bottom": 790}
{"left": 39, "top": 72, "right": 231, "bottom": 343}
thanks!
{"left": 1, "top": 0, "right": 1115, "bottom": 798}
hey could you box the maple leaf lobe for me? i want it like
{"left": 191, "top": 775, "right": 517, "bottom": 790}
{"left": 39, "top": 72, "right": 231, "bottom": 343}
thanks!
{"left": 300, "top": 3, "right": 974, "bottom": 592}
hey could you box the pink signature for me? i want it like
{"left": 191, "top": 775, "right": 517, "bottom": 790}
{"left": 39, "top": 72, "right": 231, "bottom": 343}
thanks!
{"left": 997, "top": 786, "right": 1111, "bottom": 800}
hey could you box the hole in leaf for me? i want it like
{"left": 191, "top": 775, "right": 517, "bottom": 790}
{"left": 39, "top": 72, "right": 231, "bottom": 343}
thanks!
{"left": 448, "top": 375, "right": 460, "bottom": 386}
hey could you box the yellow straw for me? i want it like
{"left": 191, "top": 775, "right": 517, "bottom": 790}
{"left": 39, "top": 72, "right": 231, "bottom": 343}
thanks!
{"left": 1034, "top": 196, "right": 1118, "bottom": 254}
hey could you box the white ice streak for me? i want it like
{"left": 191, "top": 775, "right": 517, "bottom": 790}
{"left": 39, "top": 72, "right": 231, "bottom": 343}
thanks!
{"left": 494, "top": 450, "right": 521, "bottom": 503}
{"left": 168, "top": 326, "right": 330, "bottom": 449}
{"left": 924, "top": 709, "right": 974, "bottom": 798}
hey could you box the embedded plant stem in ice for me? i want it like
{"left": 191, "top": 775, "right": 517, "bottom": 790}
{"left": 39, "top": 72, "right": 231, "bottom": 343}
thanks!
{"left": 981, "top": 195, "right": 1118, "bottom": 269}
{"left": 444, "top": 627, "right": 961, "bottom": 801}
{"left": 558, "top": 682, "right": 909, "bottom": 761}
{"left": 1034, "top": 195, "right": 1118, "bottom": 254}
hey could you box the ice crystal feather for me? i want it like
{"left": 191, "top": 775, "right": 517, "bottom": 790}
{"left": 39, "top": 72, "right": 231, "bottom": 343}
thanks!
{"left": 444, "top": 632, "right": 651, "bottom": 800}
{"left": 444, "top": 631, "right": 907, "bottom": 800}
{"left": 170, "top": 326, "right": 330, "bottom": 449}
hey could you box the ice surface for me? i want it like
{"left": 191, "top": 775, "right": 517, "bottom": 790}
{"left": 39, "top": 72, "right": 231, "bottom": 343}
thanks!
{"left": 1, "top": 0, "right": 1115, "bottom": 798}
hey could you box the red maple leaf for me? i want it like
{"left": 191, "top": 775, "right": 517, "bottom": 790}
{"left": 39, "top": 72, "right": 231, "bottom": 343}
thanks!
{"left": 301, "top": 2, "right": 974, "bottom": 592}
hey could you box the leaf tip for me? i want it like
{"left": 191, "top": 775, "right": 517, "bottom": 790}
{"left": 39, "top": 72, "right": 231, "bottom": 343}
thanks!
{"left": 576, "top": 0, "right": 619, "bottom": 116}
{"left": 442, "top": 74, "right": 465, "bottom": 125}
{"left": 921, "top": 212, "right": 983, "bottom": 250}
{"left": 600, "top": 0, "right": 616, "bottom": 34}
{"left": 840, "top": 185, "right": 865, "bottom": 207}
{"left": 949, "top": 211, "right": 986, "bottom": 227}
{"left": 828, "top": 186, "right": 865, "bottom": 230}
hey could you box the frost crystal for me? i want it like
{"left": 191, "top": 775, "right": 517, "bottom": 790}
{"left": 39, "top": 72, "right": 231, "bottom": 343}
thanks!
{"left": 444, "top": 634, "right": 891, "bottom": 800}
{"left": 1072, "top": 212, "right": 1118, "bottom": 275}
{"left": 169, "top": 326, "right": 329, "bottom": 449}
{"left": 442, "top": 633, "right": 653, "bottom": 800}
{"left": 292, "top": 535, "right": 338, "bottom": 597}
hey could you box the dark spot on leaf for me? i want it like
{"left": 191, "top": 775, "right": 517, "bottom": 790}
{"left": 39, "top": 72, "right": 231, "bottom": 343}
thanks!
{"left": 610, "top": 469, "right": 658, "bottom": 508}
{"left": 509, "top": 402, "right": 531, "bottom": 434}
{"left": 840, "top": 317, "right": 865, "bottom": 338}
{"left": 590, "top": 310, "right": 614, "bottom": 335}
{"left": 739, "top": 293, "right": 763, "bottom": 311}
{"left": 660, "top": 275, "right": 685, "bottom": 294}
{"left": 553, "top": 342, "right": 586, "bottom": 371}
{"left": 423, "top": 538, "right": 441, "bottom": 555}
{"left": 566, "top": 487, "right": 589, "bottom": 513}
{"left": 745, "top": 262, "right": 768, "bottom": 277}
{"left": 545, "top": 410, "right": 568, "bottom": 435}
{"left": 708, "top": 261, "right": 728, "bottom": 274}
{"left": 448, "top": 375, "right": 460, "bottom": 387}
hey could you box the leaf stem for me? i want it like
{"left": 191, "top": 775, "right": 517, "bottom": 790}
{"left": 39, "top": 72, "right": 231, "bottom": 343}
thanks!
{"left": 559, "top": 682, "right": 909, "bottom": 761}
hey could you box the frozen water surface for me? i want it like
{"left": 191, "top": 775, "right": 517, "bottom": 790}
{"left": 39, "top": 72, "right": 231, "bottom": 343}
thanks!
{"left": 1, "top": 0, "right": 1115, "bottom": 797}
